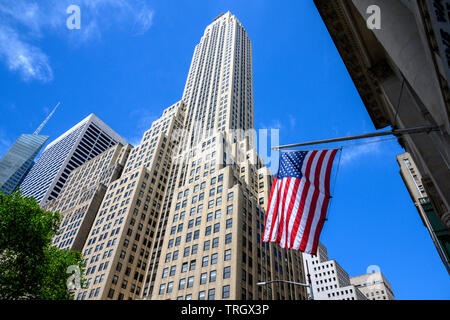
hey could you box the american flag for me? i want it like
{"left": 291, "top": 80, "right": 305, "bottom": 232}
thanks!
{"left": 262, "top": 149, "right": 338, "bottom": 255}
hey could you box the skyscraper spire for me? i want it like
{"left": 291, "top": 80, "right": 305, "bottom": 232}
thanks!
{"left": 34, "top": 102, "right": 60, "bottom": 135}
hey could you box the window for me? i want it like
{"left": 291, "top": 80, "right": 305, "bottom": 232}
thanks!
{"left": 159, "top": 284, "right": 166, "bottom": 295}
{"left": 200, "top": 273, "right": 207, "bottom": 285}
{"left": 212, "top": 237, "right": 219, "bottom": 248}
{"left": 223, "top": 266, "right": 231, "bottom": 279}
{"left": 178, "top": 278, "right": 186, "bottom": 290}
{"left": 224, "top": 249, "right": 231, "bottom": 261}
{"left": 167, "top": 282, "right": 173, "bottom": 293}
{"left": 222, "top": 285, "right": 230, "bottom": 298}
{"left": 199, "top": 291, "right": 206, "bottom": 300}
{"left": 202, "top": 256, "right": 209, "bottom": 267}
{"left": 107, "top": 289, "right": 114, "bottom": 299}
{"left": 210, "top": 270, "right": 217, "bottom": 282}
{"left": 190, "top": 260, "right": 196, "bottom": 271}
{"left": 187, "top": 276, "right": 194, "bottom": 288}
{"left": 211, "top": 253, "right": 218, "bottom": 265}
{"left": 208, "top": 288, "right": 215, "bottom": 300}
{"left": 225, "top": 233, "right": 232, "bottom": 244}
{"left": 173, "top": 250, "right": 179, "bottom": 261}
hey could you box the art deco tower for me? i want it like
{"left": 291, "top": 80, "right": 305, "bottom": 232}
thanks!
{"left": 181, "top": 12, "right": 254, "bottom": 148}
{"left": 72, "top": 12, "right": 307, "bottom": 301}
{"left": 148, "top": 12, "right": 307, "bottom": 300}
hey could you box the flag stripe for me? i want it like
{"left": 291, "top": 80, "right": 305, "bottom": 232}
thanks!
{"left": 262, "top": 177, "right": 279, "bottom": 242}
{"left": 276, "top": 178, "right": 292, "bottom": 243}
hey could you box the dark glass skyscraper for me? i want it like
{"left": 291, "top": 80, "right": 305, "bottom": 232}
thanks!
{"left": 0, "top": 134, "right": 49, "bottom": 194}
{"left": 0, "top": 103, "right": 59, "bottom": 194}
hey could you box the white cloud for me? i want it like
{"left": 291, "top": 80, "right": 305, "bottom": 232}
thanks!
{"left": 340, "top": 140, "right": 382, "bottom": 165}
{"left": 0, "top": 25, "right": 53, "bottom": 82}
{"left": 0, "top": 0, "right": 155, "bottom": 82}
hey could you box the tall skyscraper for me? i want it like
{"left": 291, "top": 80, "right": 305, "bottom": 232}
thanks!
{"left": 61, "top": 12, "right": 307, "bottom": 301}
{"left": 0, "top": 103, "right": 59, "bottom": 194}
{"left": 20, "top": 114, "right": 127, "bottom": 206}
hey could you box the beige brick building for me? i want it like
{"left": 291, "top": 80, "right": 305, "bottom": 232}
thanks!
{"left": 45, "top": 143, "right": 132, "bottom": 252}
{"left": 350, "top": 271, "right": 395, "bottom": 300}
{"left": 46, "top": 12, "right": 308, "bottom": 300}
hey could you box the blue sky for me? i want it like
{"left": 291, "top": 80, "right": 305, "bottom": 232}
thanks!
{"left": 0, "top": 0, "right": 448, "bottom": 299}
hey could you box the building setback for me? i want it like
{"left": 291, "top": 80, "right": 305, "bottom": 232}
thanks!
{"left": 44, "top": 143, "right": 132, "bottom": 252}
{"left": 20, "top": 114, "right": 127, "bottom": 206}
{"left": 75, "top": 101, "right": 186, "bottom": 299}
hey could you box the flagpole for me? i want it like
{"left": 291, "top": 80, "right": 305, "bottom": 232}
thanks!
{"left": 271, "top": 125, "right": 439, "bottom": 150}
{"left": 305, "top": 259, "right": 314, "bottom": 300}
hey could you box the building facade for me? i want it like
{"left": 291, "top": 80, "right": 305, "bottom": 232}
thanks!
{"left": 350, "top": 271, "right": 395, "bottom": 300}
{"left": 303, "top": 243, "right": 366, "bottom": 300}
{"left": 0, "top": 134, "right": 48, "bottom": 194}
{"left": 65, "top": 12, "right": 308, "bottom": 301}
{"left": 0, "top": 105, "right": 59, "bottom": 194}
{"left": 397, "top": 152, "right": 450, "bottom": 274}
{"left": 20, "top": 114, "right": 126, "bottom": 206}
{"left": 313, "top": 1, "right": 450, "bottom": 251}
{"left": 44, "top": 143, "right": 132, "bottom": 252}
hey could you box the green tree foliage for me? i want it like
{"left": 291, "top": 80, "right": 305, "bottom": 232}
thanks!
{"left": 0, "top": 191, "right": 85, "bottom": 299}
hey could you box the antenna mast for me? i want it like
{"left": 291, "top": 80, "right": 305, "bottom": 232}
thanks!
{"left": 34, "top": 102, "right": 60, "bottom": 135}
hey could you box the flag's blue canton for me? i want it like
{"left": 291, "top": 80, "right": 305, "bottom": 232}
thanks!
{"left": 277, "top": 151, "right": 308, "bottom": 179}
